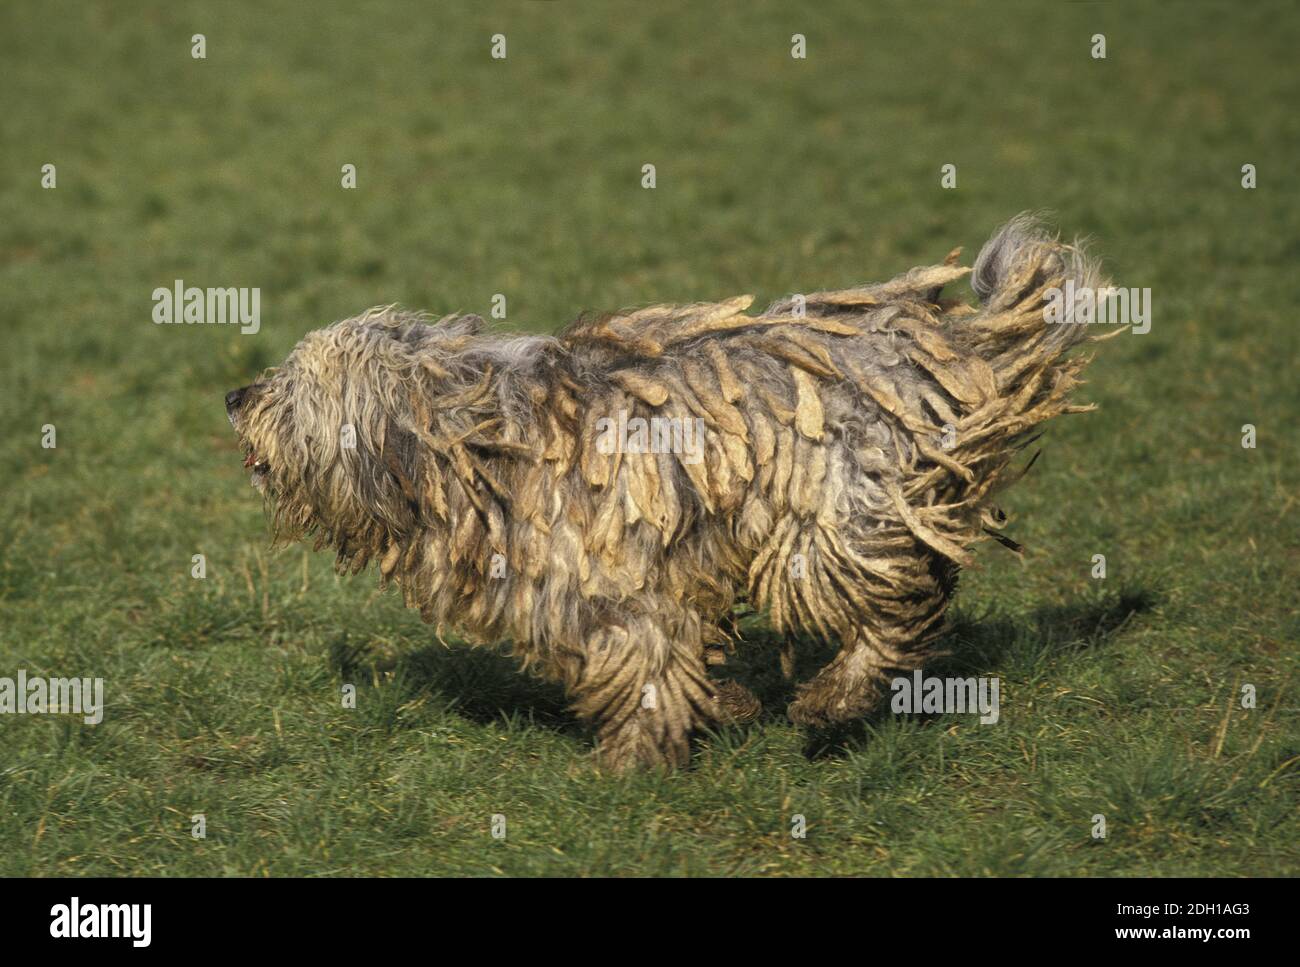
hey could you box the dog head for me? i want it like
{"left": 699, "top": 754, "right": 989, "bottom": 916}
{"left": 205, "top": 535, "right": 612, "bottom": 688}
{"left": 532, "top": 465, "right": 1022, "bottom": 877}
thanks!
{"left": 225, "top": 309, "right": 475, "bottom": 559}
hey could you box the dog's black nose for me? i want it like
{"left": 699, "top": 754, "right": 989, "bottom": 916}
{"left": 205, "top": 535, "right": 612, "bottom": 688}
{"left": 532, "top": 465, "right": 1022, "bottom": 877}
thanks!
{"left": 225, "top": 388, "right": 246, "bottom": 411}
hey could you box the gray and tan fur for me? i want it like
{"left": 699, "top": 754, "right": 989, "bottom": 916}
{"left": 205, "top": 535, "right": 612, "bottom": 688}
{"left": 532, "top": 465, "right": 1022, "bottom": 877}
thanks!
{"left": 226, "top": 215, "right": 1105, "bottom": 771}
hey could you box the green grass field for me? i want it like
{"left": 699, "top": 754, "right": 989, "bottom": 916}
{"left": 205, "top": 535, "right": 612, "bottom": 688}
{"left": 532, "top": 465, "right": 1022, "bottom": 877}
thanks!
{"left": 1, "top": 1, "right": 1297, "bottom": 876}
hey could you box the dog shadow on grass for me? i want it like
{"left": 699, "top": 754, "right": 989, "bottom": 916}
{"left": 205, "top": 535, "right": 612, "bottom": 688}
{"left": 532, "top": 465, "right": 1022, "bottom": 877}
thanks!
{"left": 760, "top": 584, "right": 1160, "bottom": 763}
{"left": 329, "top": 633, "right": 580, "bottom": 737}
{"left": 328, "top": 585, "right": 1157, "bottom": 758}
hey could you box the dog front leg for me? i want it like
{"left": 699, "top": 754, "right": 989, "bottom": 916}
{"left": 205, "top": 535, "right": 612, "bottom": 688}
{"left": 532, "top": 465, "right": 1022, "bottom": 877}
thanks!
{"left": 570, "top": 612, "right": 718, "bottom": 772}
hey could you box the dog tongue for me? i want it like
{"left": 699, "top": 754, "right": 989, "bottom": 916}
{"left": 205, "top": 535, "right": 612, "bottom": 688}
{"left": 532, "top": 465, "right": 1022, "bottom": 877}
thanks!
{"left": 244, "top": 453, "right": 257, "bottom": 468}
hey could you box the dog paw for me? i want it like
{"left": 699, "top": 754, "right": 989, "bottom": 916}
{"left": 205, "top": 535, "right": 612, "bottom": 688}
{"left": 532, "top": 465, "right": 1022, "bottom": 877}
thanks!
{"left": 714, "top": 680, "right": 762, "bottom": 724}
{"left": 787, "top": 687, "right": 877, "bottom": 728}
{"left": 786, "top": 695, "right": 833, "bottom": 729}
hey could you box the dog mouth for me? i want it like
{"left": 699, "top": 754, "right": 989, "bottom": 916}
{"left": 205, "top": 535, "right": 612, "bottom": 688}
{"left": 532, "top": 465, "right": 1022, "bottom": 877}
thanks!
{"left": 243, "top": 449, "right": 271, "bottom": 489}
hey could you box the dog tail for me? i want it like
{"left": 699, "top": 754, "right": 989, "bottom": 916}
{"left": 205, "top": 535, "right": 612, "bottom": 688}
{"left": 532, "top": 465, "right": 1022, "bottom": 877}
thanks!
{"left": 964, "top": 212, "right": 1107, "bottom": 368}
{"left": 934, "top": 215, "right": 1111, "bottom": 445}
{"left": 907, "top": 215, "right": 1111, "bottom": 559}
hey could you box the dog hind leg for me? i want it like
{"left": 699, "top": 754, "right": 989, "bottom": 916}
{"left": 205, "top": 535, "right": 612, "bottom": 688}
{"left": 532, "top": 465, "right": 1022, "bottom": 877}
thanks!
{"left": 786, "top": 555, "right": 956, "bottom": 728}
{"left": 786, "top": 628, "right": 909, "bottom": 727}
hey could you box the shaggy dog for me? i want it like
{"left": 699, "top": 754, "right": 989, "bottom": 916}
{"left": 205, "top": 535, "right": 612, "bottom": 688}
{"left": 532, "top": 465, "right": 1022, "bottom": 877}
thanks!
{"left": 226, "top": 216, "right": 1104, "bottom": 771}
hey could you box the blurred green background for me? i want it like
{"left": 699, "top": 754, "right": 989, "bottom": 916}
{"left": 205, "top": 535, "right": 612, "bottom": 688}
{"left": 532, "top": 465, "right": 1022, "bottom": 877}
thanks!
{"left": 0, "top": 1, "right": 1296, "bottom": 875}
